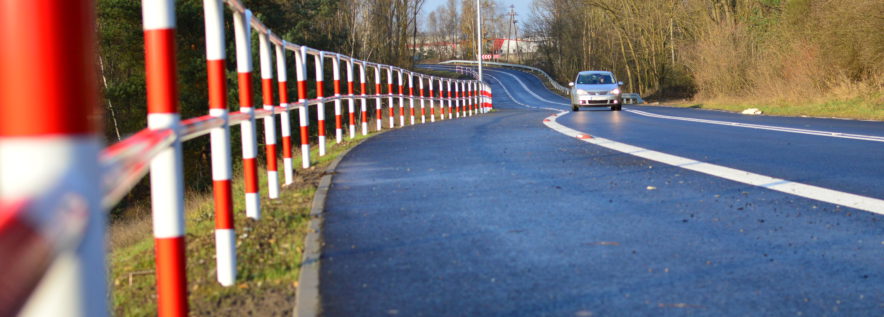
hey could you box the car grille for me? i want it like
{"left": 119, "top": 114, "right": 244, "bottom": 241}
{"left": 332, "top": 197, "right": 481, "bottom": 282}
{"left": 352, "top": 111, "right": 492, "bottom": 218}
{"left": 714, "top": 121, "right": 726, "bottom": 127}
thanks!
{"left": 587, "top": 91, "right": 605, "bottom": 95}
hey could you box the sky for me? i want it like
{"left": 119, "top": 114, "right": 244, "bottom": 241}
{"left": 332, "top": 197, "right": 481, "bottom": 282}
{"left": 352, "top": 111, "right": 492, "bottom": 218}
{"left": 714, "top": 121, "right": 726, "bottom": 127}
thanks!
{"left": 421, "top": 0, "right": 536, "bottom": 27}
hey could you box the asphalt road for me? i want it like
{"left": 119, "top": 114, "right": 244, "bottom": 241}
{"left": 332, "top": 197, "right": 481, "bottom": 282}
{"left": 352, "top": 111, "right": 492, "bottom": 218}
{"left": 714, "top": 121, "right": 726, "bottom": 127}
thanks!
{"left": 318, "top": 65, "right": 884, "bottom": 316}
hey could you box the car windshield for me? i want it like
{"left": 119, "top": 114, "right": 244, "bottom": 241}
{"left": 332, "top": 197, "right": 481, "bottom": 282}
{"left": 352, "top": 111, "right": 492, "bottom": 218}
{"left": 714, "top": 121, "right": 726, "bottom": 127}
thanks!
{"left": 576, "top": 74, "right": 613, "bottom": 85}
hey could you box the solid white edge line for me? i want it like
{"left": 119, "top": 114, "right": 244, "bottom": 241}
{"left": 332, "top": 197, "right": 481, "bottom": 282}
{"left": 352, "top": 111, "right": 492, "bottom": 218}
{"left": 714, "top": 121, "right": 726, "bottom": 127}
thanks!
{"left": 543, "top": 111, "right": 884, "bottom": 216}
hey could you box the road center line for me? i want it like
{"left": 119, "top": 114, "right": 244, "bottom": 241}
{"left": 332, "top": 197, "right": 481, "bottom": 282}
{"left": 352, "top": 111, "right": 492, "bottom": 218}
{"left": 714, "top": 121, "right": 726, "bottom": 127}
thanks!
{"left": 543, "top": 111, "right": 884, "bottom": 215}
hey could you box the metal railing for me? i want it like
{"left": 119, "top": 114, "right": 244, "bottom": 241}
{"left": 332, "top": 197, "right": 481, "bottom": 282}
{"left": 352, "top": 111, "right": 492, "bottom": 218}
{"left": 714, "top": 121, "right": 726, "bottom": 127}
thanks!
{"left": 0, "top": 1, "right": 492, "bottom": 316}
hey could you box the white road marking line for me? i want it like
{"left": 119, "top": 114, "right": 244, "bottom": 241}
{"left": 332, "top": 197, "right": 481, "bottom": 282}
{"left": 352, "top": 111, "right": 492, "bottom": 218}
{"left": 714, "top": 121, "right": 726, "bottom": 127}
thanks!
{"left": 627, "top": 109, "right": 884, "bottom": 143}
{"left": 542, "top": 111, "right": 884, "bottom": 215}
{"left": 483, "top": 64, "right": 883, "bottom": 144}
{"left": 484, "top": 73, "right": 561, "bottom": 112}
{"left": 484, "top": 69, "right": 566, "bottom": 105}
{"left": 447, "top": 64, "right": 884, "bottom": 214}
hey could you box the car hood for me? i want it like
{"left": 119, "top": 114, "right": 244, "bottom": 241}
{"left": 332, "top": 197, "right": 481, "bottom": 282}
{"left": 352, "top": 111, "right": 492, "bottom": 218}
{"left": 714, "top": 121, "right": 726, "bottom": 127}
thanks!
{"left": 575, "top": 83, "right": 618, "bottom": 92}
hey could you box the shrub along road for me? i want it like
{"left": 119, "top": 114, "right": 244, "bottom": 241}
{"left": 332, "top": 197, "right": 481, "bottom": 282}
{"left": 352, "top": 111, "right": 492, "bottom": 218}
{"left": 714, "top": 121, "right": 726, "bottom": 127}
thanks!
{"left": 317, "top": 66, "right": 884, "bottom": 316}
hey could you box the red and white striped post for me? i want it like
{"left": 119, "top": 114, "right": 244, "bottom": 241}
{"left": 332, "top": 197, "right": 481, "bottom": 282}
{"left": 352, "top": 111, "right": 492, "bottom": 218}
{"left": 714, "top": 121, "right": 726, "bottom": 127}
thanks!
{"left": 295, "top": 47, "right": 311, "bottom": 168}
{"left": 438, "top": 80, "right": 444, "bottom": 120}
{"left": 387, "top": 67, "right": 395, "bottom": 128}
{"left": 314, "top": 52, "right": 327, "bottom": 156}
{"left": 464, "top": 81, "right": 470, "bottom": 116}
{"left": 419, "top": 76, "right": 426, "bottom": 124}
{"left": 408, "top": 72, "right": 415, "bottom": 125}
{"left": 440, "top": 80, "right": 447, "bottom": 120}
{"left": 203, "top": 0, "right": 235, "bottom": 287}
{"left": 429, "top": 77, "right": 436, "bottom": 123}
{"left": 464, "top": 81, "right": 471, "bottom": 117}
{"left": 0, "top": 1, "right": 106, "bottom": 315}
{"left": 479, "top": 82, "right": 485, "bottom": 113}
{"left": 471, "top": 81, "right": 475, "bottom": 115}
{"left": 332, "top": 54, "right": 343, "bottom": 144}
{"left": 447, "top": 80, "right": 454, "bottom": 119}
{"left": 233, "top": 10, "right": 261, "bottom": 219}
{"left": 375, "top": 66, "right": 383, "bottom": 131}
{"left": 466, "top": 81, "right": 472, "bottom": 116}
{"left": 143, "top": 1, "right": 189, "bottom": 315}
{"left": 398, "top": 69, "right": 406, "bottom": 126}
{"left": 259, "top": 31, "right": 279, "bottom": 200}
{"left": 456, "top": 81, "right": 462, "bottom": 118}
{"left": 359, "top": 62, "right": 369, "bottom": 135}
{"left": 346, "top": 59, "right": 357, "bottom": 139}
{"left": 463, "top": 81, "right": 468, "bottom": 117}
{"left": 439, "top": 79, "right": 446, "bottom": 120}
{"left": 474, "top": 82, "right": 480, "bottom": 114}
{"left": 475, "top": 82, "right": 480, "bottom": 114}
{"left": 276, "top": 42, "right": 294, "bottom": 185}
{"left": 482, "top": 83, "right": 493, "bottom": 112}
{"left": 480, "top": 82, "right": 485, "bottom": 112}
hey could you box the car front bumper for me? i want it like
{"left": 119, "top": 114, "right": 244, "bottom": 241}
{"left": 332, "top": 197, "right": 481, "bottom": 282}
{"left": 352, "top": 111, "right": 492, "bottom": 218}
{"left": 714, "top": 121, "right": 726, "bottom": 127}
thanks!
{"left": 572, "top": 94, "right": 621, "bottom": 106}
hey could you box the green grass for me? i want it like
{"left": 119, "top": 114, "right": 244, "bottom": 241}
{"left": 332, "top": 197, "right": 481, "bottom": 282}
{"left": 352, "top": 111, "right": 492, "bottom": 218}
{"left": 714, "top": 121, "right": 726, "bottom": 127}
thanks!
{"left": 109, "top": 132, "right": 374, "bottom": 316}
{"left": 667, "top": 92, "right": 884, "bottom": 121}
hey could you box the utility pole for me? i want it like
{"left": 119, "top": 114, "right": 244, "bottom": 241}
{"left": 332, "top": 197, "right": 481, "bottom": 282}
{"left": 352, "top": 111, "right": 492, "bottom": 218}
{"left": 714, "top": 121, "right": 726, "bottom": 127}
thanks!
{"left": 505, "top": 5, "right": 516, "bottom": 63}
{"left": 476, "top": 0, "right": 483, "bottom": 81}
{"left": 514, "top": 19, "right": 521, "bottom": 63}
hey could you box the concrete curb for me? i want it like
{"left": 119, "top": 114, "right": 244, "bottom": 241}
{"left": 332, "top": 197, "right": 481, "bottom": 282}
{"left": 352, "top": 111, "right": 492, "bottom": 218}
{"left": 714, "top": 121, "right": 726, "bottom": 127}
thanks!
{"left": 294, "top": 146, "right": 358, "bottom": 317}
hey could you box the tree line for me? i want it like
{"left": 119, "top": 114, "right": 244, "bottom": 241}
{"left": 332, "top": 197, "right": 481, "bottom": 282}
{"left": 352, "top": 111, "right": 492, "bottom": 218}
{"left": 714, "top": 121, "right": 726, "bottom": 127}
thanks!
{"left": 527, "top": 0, "right": 883, "bottom": 102}
{"left": 423, "top": 0, "right": 512, "bottom": 61}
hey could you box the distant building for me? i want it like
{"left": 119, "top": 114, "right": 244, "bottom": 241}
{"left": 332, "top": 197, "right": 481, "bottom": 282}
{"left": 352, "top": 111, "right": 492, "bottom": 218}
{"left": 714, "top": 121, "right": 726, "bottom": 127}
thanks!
{"left": 491, "top": 38, "right": 539, "bottom": 55}
{"left": 409, "top": 40, "right": 462, "bottom": 58}
{"left": 409, "top": 36, "right": 540, "bottom": 60}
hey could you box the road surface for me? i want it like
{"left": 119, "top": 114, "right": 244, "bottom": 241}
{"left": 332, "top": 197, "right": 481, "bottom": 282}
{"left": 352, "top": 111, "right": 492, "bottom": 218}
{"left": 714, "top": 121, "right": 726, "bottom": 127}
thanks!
{"left": 317, "top": 65, "right": 884, "bottom": 316}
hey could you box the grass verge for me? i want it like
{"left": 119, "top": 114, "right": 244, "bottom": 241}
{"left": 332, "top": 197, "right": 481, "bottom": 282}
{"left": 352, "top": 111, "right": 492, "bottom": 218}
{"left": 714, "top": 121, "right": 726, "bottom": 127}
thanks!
{"left": 664, "top": 92, "right": 884, "bottom": 121}
{"left": 109, "top": 132, "right": 374, "bottom": 316}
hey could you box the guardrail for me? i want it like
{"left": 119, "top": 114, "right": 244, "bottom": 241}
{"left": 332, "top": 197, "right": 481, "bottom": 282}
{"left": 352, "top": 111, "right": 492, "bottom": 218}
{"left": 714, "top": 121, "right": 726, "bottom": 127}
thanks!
{"left": 0, "top": 1, "right": 492, "bottom": 316}
{"left": 621, "top": 93, "right": 644, "bottom": 104}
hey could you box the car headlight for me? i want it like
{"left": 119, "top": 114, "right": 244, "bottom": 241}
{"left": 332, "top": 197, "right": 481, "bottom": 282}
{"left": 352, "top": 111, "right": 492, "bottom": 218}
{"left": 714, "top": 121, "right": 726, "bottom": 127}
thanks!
{"left": 576, "top": 89, "right": 588, "bottom": 95}
{"left": 610, "top": 88, "right": 621, "bottom": 95}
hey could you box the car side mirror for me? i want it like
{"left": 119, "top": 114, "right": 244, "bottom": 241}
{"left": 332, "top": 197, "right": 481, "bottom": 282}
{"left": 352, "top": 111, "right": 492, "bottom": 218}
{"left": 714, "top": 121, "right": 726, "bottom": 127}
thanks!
{"left": 618, "top": 81, "right": 624, "bottom": 86}
{"left": 568, "top": 82, "right": 574, "bottom": 87}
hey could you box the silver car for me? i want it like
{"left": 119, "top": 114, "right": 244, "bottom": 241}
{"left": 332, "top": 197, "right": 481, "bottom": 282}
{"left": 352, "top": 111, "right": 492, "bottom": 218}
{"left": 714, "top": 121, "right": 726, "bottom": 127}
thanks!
{"left": 569, "top": 71, "right": 624, "bottom": 111}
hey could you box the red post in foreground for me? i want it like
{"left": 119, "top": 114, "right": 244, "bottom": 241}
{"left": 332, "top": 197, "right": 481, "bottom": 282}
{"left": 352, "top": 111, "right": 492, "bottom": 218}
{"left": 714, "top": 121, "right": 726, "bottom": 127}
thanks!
{"left": 419, "top": 75, "right": 426, "bottom": 124}
{"left": 143, "top": 1, "right": 189, "bottom": 315}
{"left": 295, "top": 46, "right": 311, "bottom": 169}
{"left": 258, "top": 31, "right": 279, "bottom": 200}
{"left": 346, "top": 59, "right": 357, "bottom": 139}
{"left": 276, "top": 42, "right": 293, "bottom": 185}
{"left": 0, "top": 1, "right": 106, "bottom": 316}
{"left": 359, "top": 62, "right": 369, "bottom": 135}
{"left": 429, "top": 77, "right": 436, "bottom": 122}
{"left": 233, "top": 9, "right": 261, "bottom": 219}
{"left": 203, "top": 0, "right": 236, "bottom": 287}
{"left": 375, "top": 66, "right": 384, "bottom": 131}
